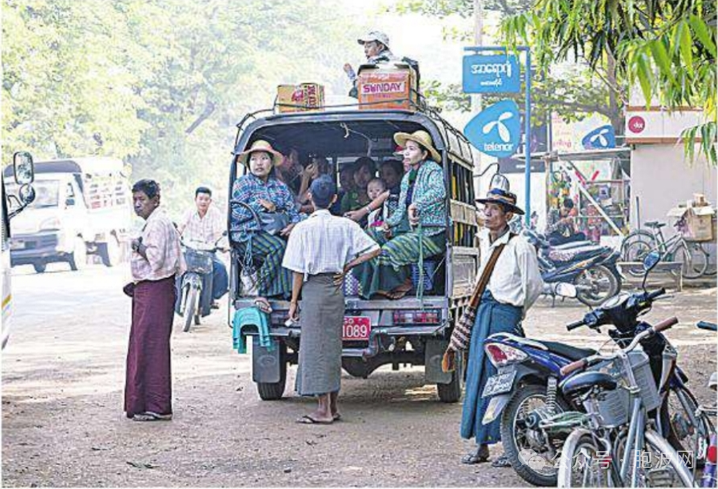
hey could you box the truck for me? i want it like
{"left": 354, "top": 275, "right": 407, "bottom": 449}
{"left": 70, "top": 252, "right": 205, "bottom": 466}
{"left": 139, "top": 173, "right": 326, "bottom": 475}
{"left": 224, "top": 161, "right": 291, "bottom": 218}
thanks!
{"left": 3, "top": 151, "right": 36, "bottom": 348}
{"left": 3, "top": 157, "right": 132, "bottom": 273}
{"left": 228, "top": 101, "right": 480, "bottom": 403}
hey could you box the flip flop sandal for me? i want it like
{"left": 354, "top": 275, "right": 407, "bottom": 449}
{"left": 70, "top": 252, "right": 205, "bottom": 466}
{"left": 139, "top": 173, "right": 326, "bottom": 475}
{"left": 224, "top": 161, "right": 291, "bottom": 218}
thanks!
{"left": 332, "top": 413, "right": 342, "bottom": 421}
{"left": 461, "top": 448, "right": 490, "bottom": 465}
{"left": 133, "top": 411, "right": 172, "bottom": 422}
{"left": 296, "top": 415, "right": 333, "bottom": 425}
{"left": 491, "top": 455, "right": 511, "bottom": 468}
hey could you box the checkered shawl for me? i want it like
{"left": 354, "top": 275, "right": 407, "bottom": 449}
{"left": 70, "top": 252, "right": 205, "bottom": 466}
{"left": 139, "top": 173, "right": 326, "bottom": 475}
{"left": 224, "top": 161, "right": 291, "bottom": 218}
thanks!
{"left": 442, "top": 234, "right": 514, "bottom": 372}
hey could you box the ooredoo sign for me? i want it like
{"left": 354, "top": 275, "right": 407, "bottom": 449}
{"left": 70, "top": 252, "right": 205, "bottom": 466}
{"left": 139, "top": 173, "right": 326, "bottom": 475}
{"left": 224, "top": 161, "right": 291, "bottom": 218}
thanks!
{"left": 462, "top": 54, "right": 521, "bottom": 93}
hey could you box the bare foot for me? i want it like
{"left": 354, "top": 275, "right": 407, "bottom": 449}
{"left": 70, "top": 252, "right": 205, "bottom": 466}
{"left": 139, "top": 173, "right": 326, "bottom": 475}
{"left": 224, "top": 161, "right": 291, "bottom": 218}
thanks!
{"left": 386, "top": 280, "right": 413, "bottom": 300}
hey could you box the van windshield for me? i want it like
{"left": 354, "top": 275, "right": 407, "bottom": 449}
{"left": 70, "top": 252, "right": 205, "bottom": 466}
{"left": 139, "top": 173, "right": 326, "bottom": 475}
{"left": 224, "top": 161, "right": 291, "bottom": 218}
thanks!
{"left": 6, "top": 181, "right": 60, "bottom": 209}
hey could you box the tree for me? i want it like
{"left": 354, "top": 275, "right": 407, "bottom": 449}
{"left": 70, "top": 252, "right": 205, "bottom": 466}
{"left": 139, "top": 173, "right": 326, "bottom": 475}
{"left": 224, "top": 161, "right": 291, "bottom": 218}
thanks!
{"left": 2, "top": 0, "right": 362, "bottom": 215}
{"left": 391, "top": 0, "right": 622, "bottom": 132}
{"left": 500, "top": 0, "right": 716, "bottom": 164}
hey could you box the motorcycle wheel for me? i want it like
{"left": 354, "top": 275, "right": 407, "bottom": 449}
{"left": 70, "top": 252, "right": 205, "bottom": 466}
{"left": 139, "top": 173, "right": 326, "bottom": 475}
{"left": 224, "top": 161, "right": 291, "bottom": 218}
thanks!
{"left": 574, "top": 265, "right": 619, "bottom": 307}
{"left": 184, "top": 287, "right": 199, "bottom": 332}
{"left": 500, "top": 384, "right": 570, "bottom": 487}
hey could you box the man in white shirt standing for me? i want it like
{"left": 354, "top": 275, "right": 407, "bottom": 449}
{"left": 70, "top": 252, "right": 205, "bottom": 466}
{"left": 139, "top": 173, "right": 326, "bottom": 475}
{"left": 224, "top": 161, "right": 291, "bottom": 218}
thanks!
{"left": 177, "top": 186, "right": 228, "bottom": 311}
{"left": 282, "top": 176, "right": 380, "bottom": 425}
{"left": 455, "top": 185, "right": 543, "bottom": 466}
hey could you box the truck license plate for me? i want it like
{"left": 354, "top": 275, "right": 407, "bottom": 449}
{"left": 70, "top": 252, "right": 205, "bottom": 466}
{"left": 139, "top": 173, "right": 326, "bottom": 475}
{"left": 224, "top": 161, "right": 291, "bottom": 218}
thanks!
{"left": 482, "top": 367, "right": 517, "bottom": 398}
{"left": 342, "top": 316, "right": 371, "bottom": 341}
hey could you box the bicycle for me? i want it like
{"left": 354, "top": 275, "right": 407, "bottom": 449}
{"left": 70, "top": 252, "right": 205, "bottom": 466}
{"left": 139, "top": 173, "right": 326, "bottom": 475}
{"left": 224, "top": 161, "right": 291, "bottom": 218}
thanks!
{"left": 548, "top": 317, "right": 695, "bottom": 487}
{"left": 621, "top": 219, "right": 709, "bottom": 279}
{"left": 695, "top": 321, "right": 717, "bottom": 488}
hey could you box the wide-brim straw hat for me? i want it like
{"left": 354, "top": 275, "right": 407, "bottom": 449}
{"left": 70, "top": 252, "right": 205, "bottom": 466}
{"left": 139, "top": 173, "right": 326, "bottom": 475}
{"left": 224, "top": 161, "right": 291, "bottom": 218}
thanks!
{"left": 237, "top": 140, "right": 284, "bottom": 167}
{"left": 393, "top": 130, "right": 441, "bottom": 163}
{"left": 476, "top": 188, "right": 525, "bottom": 215}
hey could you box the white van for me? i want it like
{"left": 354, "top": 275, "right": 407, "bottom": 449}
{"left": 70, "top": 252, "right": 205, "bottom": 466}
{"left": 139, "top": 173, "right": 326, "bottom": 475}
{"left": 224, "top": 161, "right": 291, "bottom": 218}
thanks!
{"left": 4, "top": 157, "right": 131, "bottom": 272}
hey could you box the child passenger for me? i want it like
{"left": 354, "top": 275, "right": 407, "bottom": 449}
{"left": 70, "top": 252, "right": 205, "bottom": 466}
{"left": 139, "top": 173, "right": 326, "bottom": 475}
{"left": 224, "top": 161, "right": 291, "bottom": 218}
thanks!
{"left": 366, "top": 178, "right": 388, "bottom": 229}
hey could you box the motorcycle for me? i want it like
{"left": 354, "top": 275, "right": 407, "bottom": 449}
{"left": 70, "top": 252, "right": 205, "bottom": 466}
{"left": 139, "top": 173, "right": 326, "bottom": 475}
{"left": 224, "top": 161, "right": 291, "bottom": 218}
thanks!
{"left": 177, "top": 232, "right": 226, "bottom": 332}
{"left": 696, "top": 320, "right": 717, "bottom": 488}
{"left": 523, "top": 226, "right": 623, "bottom": 307}
{"left": 480, "top": 251, "right": 712, "bottom": 486}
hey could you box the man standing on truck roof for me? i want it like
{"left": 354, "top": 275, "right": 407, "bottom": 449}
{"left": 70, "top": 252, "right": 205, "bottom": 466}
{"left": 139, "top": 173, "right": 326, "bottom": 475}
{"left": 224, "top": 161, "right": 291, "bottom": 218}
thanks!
{"left": 282, "top": 176, "right": 380, "bottom": 424}
{"left": 449, "top": 183, "right": 543, "bottom": 466}
{"left": 125, "top": 179, "right": 185, "bottom": 422}
{"left": 177, "top": 186, "right": 229, "bottom": 310}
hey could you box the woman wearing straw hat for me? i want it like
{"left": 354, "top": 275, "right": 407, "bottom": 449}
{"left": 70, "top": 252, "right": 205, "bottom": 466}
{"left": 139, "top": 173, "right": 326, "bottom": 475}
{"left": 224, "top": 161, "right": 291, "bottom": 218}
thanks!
{"left": 230, "top": 140, "right": 303, "bottom": 299}
{"left": 353, "top": 130, "right": 446, "bottom": 300}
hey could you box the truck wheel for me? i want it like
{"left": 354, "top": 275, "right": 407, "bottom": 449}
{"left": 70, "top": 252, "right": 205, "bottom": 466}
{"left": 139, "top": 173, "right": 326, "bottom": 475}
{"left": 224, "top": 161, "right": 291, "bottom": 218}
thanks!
{"left": 257, "top": 342, "right": 287, "bottom": 401}
{"left": 33, "top": 263, "right": 46, "bottom": 274}
{"left": 68, "top": 237, "right": 87, "bottom": 271}
{"left": 436, "top": 354, "right": 464, "bottom": 403}
{"left": 342, "top": 358, "right": 371, "bottom": 378}
{"left": 99, "top": 236, "right": 121, "bottom": 267}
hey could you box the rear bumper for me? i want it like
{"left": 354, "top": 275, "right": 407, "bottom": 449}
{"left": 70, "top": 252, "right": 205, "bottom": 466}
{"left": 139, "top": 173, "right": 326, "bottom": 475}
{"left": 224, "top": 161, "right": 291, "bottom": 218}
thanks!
{"left": 10, "top": 232, "right": 66, "bottom": 264}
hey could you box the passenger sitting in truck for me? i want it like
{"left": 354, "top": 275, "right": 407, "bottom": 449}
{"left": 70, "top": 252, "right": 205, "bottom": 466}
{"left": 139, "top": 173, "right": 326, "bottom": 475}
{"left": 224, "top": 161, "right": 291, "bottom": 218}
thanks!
{"left": 296, "top": 154, "right": 331, "bottom": 214}
{"left": 340, "top": 156, "right": 375, "bottom": 217}
{"left": 330, "top": 163, "right": 356, "bottom": 216}
{"left": 345, "top": 159, "right": 403, "bottom": 230}
{"left": 365, "top": 178, "right": 387, "bottom": 229}
{"left": 352, "top": 130, "right": 446, "bottom": 300}
{"left": 230, "top": 140, "right": 302, "bottom": 299}
{"left": 274, "top": 147, "right": 303, "bottom": 195}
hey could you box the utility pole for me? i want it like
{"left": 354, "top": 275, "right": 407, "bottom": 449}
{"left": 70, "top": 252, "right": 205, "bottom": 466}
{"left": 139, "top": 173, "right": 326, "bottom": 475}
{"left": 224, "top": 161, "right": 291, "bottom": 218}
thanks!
{"left": 472, "top": 0, "right": 484, "bottom": 192}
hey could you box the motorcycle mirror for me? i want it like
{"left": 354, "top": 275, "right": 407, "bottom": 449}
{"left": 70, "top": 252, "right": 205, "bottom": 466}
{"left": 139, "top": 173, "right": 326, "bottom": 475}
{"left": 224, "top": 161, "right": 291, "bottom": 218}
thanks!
{"left": 641, "top": 250, "right": 661, "bottom": 290}
{"left": 555, "top": 283, "right": 578, "bottom": 299}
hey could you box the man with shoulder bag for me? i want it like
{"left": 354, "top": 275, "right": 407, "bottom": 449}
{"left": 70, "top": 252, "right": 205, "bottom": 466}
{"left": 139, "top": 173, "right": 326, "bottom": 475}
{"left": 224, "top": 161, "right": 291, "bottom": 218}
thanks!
{"left": 442, "top": 180, "right": 543, "bottom": 466}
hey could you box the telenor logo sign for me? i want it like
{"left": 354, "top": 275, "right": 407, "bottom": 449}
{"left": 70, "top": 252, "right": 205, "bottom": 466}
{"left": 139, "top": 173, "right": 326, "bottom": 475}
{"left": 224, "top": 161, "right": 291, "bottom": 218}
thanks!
{"left": 464, "top": 100, "right": 521, "bottom": 157}
{"left": 463, "top": 54, "right": 520, "bottom": 93}
{"left": 582, "top": 125, "right": 616, "bottom": 149}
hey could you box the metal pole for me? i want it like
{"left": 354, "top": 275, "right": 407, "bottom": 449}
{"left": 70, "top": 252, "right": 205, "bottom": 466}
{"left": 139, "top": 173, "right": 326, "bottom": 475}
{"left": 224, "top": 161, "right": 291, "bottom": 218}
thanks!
{"left": 524, "top": 50, "right": 532, "bottom": 225}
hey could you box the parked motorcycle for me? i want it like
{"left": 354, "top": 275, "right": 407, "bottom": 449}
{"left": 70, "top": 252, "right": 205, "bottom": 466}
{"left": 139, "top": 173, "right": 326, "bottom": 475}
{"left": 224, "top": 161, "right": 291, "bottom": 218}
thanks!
{"left": 177, "top": 233, "right": 226, "bottom": 332}
{"left": 480, "top": 251, "right": 711, "bottom": 486}
{"left": 696, "top": 320, "right": 717, "bottom": 488}
{"left": 523, "top": 227, "right": 623, "bottom": 307}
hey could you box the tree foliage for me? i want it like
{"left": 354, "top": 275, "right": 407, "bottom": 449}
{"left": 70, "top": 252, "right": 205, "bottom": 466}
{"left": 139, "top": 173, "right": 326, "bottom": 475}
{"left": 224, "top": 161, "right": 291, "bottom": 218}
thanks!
{"left": 391, "top": 0, "right": 619, "bottom": 131}
{"left": 501, "top": 0, "right": 716, "bottom": 164}
{"left": 2, "top": 0, "right": 360, "bottom": 214}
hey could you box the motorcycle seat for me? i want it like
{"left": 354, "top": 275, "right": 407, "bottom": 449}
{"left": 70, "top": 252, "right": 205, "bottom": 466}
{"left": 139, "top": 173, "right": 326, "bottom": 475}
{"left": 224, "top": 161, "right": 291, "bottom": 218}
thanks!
{"left": 550, "top": 241, "right": 595, "bottom": 251}
{"left": 537, "top": 340, "right": 597, "bottom": 361}
{"left": 644, "top": 221, "right": 666, "bottom": 229}
{"left": 547, "top": 245, "right": 604, "bottom": 263}
{"left": 560, "top": 371, "right": 618, "bottom": 396}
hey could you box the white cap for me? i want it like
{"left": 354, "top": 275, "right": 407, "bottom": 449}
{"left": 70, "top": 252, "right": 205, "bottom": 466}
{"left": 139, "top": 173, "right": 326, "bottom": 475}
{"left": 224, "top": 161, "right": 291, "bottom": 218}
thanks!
{"left": 357, "top": 31, "right": 390, "bottom": 49}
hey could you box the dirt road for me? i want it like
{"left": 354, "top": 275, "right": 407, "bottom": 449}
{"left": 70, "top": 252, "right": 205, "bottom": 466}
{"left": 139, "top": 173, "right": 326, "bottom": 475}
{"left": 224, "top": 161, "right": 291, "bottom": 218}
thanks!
{"left": 2, "top": 264, "right": 716, "bottom": 487}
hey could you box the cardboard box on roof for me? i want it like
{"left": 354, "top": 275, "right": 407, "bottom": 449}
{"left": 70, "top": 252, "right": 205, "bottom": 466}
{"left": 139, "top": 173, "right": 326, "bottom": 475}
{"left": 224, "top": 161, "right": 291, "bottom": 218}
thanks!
{"left": 357, "top": 62, "right": 418, "bottom": 111}
{"left": 276, "top": 83, "right": 325, "bottom": 113}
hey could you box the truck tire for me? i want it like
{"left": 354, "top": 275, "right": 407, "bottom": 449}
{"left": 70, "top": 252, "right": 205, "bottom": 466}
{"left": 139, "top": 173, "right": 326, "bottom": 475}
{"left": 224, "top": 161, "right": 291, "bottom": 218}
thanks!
{"left": 257, "top": 342, "right": 287, "bottom": 401}
{"left": 436, "top": 354, "right": 464, "bottom": 403}
{"left": 33, "top": 263, "right": 46, "bottom": 274}
{"left": 99, "top": 236, "right": 121, "bottom": 267}
{"left": 68, "top": 237, "right": 87, "bottom": 271}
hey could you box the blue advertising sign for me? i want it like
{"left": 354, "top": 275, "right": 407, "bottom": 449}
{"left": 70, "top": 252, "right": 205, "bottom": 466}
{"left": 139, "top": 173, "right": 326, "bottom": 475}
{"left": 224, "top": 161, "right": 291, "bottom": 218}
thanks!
{"left": 581, "top": 125, "right": 616, "bottom": 149}
{"left": 464, "top": 100, "right": 521, "bottom": 158}
{"left": 462, "top": 54, "right": 521, "bottom": 93}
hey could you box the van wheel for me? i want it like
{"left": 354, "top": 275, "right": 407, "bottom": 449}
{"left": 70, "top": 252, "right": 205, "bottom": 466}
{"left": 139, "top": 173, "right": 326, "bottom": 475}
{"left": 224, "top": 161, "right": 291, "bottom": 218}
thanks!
{"left": 99, "top": 236, "right": 121, "bottom": 267}
{"left": 33, "top": 263, "right": 46, "bottom": 274}
{"left": 437, "top": 354, "right": 464, "bottom": 403}
{"left": 257, "top": 342, "right": 287, "bottom": 401}
{"left": 68, "top": 237, "right": 87, "bottom": 271}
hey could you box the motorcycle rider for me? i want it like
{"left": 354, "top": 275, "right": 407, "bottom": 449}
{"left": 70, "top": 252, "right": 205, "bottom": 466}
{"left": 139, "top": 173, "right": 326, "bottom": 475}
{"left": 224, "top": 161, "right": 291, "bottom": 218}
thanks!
{"left": 177, "top": 186, "right": 228, "bottom": 311}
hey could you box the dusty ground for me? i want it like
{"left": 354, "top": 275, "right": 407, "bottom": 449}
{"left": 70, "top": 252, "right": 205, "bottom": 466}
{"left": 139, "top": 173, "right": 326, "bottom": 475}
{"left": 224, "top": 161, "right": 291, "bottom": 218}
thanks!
{"left": 2, "top": 263, "right": 717, "bottom": 487}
